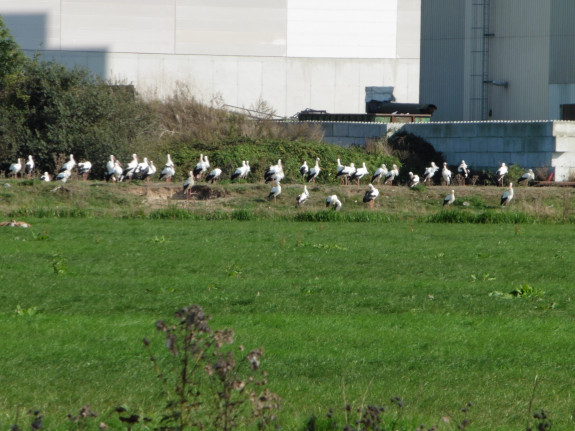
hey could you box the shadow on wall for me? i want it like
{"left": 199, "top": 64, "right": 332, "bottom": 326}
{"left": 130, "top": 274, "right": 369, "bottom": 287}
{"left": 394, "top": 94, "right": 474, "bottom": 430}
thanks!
{"left": 3, "top": 13, "right": 108, "bottom": 80}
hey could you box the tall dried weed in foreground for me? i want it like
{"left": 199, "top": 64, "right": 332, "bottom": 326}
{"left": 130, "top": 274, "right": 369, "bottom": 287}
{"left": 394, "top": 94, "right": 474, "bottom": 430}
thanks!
{"left": 144, "top": 304, "right": 280, "bottom": 430}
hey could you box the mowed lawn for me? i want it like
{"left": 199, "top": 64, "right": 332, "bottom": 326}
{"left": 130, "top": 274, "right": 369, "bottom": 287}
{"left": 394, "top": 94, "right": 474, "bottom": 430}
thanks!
{"left": 1, "top": 218, "right": 575, "bottom": 429}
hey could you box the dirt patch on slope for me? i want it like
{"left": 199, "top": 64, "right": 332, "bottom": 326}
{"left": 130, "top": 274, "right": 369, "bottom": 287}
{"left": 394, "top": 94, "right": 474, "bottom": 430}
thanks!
{"left": 126, "top": 184, "right": 229, "bottom": 207}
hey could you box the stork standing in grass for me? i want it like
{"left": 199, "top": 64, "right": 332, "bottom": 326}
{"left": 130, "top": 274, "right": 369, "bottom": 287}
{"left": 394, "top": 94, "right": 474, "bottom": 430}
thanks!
{"left": 25, "top": 155, "right": 34, "bottom": 178}
{"left": 7, "top": 158, "right": 22, "bottom": 179}
{"left": 135, "top": 157, "right": 150, "bottom": 179}
{"left": 105, "top": 155, "right": 117, "bottom": 182}
{"left": 231, "top": 161, "right": 248, "bottom": 182}
{"left": 496, "top": 162, "right": 508, "bottom": 186}
{"left": 336, "top": 158, "right": 345, "bottom": 183}
{"left": 422, "top": 161, "right": 438, "bottom": 186}
{"left": 56, "top": 169, "right": 72, "bottom": 183}
{"left": 443, "top": 189, "right": 455, "bottom": 207}
{"left": 183, "top": 171, "right": 195, "bottom": 200}
{"left": 265, "top": 159, "right": 284, "bottom": 184}
{"left": 159, "top": 154, "right": 176, "bottom": 182}
{"left": 362, "top": 183, "right": 379, "bottom": 210}
{"left": 458, "top": 160, "right": 469, "bottom": 184}
{"left": 193, "top": 154, "right": 207, "bottom": 180}
{"left": 299, "top": 160, "right": 309, "bottom": 182}
{"left": 244, "top": 161, "right": 251, "bottom": 181}
{"left": 384, "top": 164, "right": 399, "bottom": 186}
{"left": 267, "top": 181, "right": 281, "bottom": 201}
{"left": 140, "top": 160, "right": 156, "bottom": 183}
{"left": 296, "top": 185, "right": 309, "bottom": 207}
{"left": 307, "top": 157, "right": 321, "bottom": 185}
{"left": 371, "top": 164, "right": 387, "bottom": 185}
{"left": 408, "top": 172, "right": 420, "bottom": 188}
{"left": 350, "top": 162, "right": 368, "bottom": 190}
{"left": 59, "top": 154, "right": 76, "bottom": 175}
{"left": 121, "top": 154, "right": 138, "bottom": 182}
{"left": 336, "top": 162, "right": 355, "bottom": 185}
{"left": 500, "top": 182, "right": 514, "bottom": 206}
{"left": 78, "top": 160, "right": 92, "bottom": 180}
{"left": 518, "top": 169, "right": 535, "bottom": 186}
{"left": 40, "top": 172, "right": 51, "bottom": 182}
{"left": 442, "top": 162, "right": 452, "bottom": 186}
{"left": 205, "top": 167, "right": 222, "bottom": 184}
{"left": 112, "top": 160, "right": 123, "bottom": 182}
{"left": 326, "top": 194, "right": 342, "bottom": 211}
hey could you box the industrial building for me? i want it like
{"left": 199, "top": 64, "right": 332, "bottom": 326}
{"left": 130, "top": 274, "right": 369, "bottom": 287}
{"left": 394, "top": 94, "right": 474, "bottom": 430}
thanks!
{"left": 421, "top": 0, "right": 575, "bottom": 122}
{"left": 0, "top": 0, "right": 421, "bottom": 118}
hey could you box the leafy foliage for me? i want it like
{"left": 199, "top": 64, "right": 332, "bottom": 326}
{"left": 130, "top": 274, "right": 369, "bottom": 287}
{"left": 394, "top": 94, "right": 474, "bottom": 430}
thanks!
{"left": 386, "top": 132, "right": 446, "bottom": 184}
{"left": 0, "top": 57, "right": 157, "bottom": 177}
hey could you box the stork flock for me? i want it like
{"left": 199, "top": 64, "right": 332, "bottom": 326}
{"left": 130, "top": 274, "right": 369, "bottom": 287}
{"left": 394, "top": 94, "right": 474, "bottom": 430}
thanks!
{"left": 4, "top": 153, "right": 530, "bottom": 209}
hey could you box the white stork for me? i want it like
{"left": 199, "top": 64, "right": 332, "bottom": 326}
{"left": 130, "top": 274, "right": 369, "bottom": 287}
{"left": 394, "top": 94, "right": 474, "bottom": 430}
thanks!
{"left": 56, "top": 169, "right": 72, "bottom": 183}
{"left": 371, "top": 164, "right": 388, "bottom": 185}
{"left": 423, "top": 162, "right": 438, "bottom": 185}
{"left": 135, "top": 157, "right": 148, "bottom": 180}
{"left": 326, "top": 194, "right": 342, "bottom": 211}
{"left": 159, "top": 154, "right": 176, "bottom": 182}
{"left": 105, "top": 155, "right": 117, "bottom": 182}
{"left": 78, "top": 160, "right": 92, "bottom": 180}
{"left": 135, "top": 157, "right": 150, "bottom": 179}
{"left": 442, "top": 162, "right": 452, "bottom": 186}
{"left": 40, "top": 172, "right": 51, "bottom": 182}
{"left": 121, "top": 154, "right": 138, "bottom": 182}
{"left": 265, "top": 159, "right": 284, "bottom": 184}
{"left": 496, "top": 162, "right": 508, "bottom": 186}
{"left": 112, "top": 160, "right": 123, "bottom": 183}
{"left": 336, "top": 158, "right": 345, "bottom": 183}
{"left": 144, "top": 161, "right": 157, "bottom": 182}
{"left": 350, "top": 162, "right": 368, "bottom": 189}
{"left": 7, "top": 158, "right": 22, "bottom": 179}
{"left": 59, "top": 154, "right": 76, "bottom": 173}
{"left": 458, "top": 160, "right": 469, "bottom": 184}
{"left": 307, "top": 157, "right": 321, "bottom": 184}
{"left": 518, "top": 169, "right": 535, "bottom": 186}
{"left": 267, "top": 181, "right": 281, "bottom": 201}
{"left": 159, "top": 164, "right": 176, "bottom": 182}
{"left": 231, "top": 161, "right": 247, "bottom": 182}
{"left": 408, "top": 172, "right": 420, "bottom": 188}
{"left": 500, "top": 182, "right": 514, "bottom": 206}
{"left": 336, "top": 162, "right": 355, "bottom": 185}
{"left": 296, "top": 185, "right": 310, "bottom": 207}
{"left": 443, "top": 189, "right": 455, "bottom": 207}
{"left": 25, "top": 155, "right": 34, "bottom": 178}
{"left": 243, "top": 161, "right": 251, "bottom": 181}
{"left": 183, "top": 171, "right": 195, "bottom": 200}
{"left": 205, "top": 167, "right": 222, "bottom": 184}
{"left": 299, "top": 160, "right": 309, "bottom": 182}
{"left": 384, "top": 164, "right": 399, "bottom": 186}
{"left": 193, "top": 153, "right": 207, "bottom": 180}
{"left": 362, "top": 183, "right": 380, "bottom": 210}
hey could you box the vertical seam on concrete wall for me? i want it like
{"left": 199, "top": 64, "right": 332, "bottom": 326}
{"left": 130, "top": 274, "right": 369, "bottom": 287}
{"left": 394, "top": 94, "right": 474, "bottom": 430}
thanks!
{"left": 59, "top": 0, "right": 62, "bottom": 50}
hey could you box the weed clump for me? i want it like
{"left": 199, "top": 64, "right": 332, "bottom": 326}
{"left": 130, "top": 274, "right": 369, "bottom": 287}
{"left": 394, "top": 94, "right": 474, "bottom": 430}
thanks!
{"left": 144, "top": 304, "right": 280, "bottom": 430}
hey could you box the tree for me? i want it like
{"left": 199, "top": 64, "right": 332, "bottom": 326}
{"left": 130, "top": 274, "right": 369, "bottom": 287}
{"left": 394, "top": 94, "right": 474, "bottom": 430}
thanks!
{"left": 0, "top": 15, "right": 27, "bottom": 90}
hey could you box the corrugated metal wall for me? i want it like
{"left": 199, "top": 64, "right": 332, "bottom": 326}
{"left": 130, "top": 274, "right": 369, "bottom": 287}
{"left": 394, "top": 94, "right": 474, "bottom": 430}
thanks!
{"left": 421, "top": 0, "right": 575, "bottom": 121}
{"left": 487, "top": 0, "right": 550, "bottom": 120}
{"left": 550, "top": 0, "right": 575, "bottom": 84}
{"left": 419, "top": 0, "right": 466, "bottom": 121}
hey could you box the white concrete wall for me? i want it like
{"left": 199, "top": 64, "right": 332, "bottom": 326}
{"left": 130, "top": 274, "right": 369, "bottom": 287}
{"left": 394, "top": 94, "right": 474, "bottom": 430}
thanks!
{"left": 315, "top": 120, "right": 575, "bottom": 181}
{"left": 0, "top": 0, "right": 420, "bottom": 117}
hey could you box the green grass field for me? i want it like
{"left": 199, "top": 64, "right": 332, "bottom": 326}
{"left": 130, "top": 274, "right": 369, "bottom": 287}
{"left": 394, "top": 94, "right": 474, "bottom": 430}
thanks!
{"left": 1, "top": 208, "right": 575, "bottom": 429}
